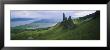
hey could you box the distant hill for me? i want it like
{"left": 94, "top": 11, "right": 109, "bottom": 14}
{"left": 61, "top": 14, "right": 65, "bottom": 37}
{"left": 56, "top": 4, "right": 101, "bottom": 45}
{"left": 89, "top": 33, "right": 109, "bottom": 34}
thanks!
{"left": 11, "top": 18, "right": 34, "bottom": 21}
{"left": 33, "top": 19, "right": 59, "bottom": 23}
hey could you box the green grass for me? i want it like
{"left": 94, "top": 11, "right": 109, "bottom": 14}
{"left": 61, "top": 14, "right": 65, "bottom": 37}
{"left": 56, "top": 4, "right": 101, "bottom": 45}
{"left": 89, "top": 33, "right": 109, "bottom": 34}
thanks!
{"left": 11, "top": 16, "right": 100, "bottom": 40}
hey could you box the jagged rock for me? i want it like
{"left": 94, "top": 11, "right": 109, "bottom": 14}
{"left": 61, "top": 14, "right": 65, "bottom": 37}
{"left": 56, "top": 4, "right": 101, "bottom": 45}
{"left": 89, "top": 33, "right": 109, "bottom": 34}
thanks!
{"left": 61, "top": 13, "right": 76, "bottom": 29}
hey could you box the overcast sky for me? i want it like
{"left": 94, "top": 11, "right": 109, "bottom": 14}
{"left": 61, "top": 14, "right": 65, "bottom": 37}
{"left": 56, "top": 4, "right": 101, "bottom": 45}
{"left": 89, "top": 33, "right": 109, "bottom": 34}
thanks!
{"left": 11, "top": 10, "right": 96, "bottom": 20}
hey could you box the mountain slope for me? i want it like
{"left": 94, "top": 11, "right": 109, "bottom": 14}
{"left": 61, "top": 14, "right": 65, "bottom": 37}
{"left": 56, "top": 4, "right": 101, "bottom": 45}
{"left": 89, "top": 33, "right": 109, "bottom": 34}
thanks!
{"left": 36, "top": 16, "right": 100, "bottom": 40}
{"left": 12, "top": 15, "right": 100, "bottom": 40}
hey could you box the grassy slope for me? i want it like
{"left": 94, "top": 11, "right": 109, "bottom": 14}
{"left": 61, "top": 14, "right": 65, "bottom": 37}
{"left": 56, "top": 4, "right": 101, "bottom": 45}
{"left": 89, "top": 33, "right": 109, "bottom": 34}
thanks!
{"left": 11, "top": 16, "right": 100, "bottom": 40}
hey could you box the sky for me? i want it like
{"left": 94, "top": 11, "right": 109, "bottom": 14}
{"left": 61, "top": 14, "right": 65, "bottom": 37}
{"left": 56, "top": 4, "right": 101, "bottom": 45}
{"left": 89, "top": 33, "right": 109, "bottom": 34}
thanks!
{"left": 11, "top": 10, "right": 96, "bottom": 20}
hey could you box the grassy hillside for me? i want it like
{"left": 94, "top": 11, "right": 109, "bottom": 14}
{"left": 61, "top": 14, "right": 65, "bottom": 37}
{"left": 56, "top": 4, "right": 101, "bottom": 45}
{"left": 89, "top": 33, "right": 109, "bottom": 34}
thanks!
{"left": 11, "top": 15, "right": 100, "bottom": 40}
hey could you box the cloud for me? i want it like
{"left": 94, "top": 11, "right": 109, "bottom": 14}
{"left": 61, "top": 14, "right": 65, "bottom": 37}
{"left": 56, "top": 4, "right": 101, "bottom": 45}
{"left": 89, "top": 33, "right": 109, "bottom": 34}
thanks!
{"left": 11, "top": 10, "right": 96, "bottom": 19}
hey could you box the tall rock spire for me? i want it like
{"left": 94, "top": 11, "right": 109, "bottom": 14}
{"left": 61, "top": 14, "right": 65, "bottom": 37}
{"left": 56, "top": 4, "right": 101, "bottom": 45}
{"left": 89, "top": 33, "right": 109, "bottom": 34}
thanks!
{"left": 63, "top": 13, "right": 67, "bottom": 21}
{"left": 63, "top": 13, "right": 65, "bottom": 21}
